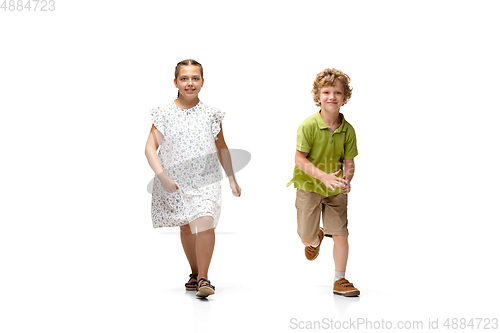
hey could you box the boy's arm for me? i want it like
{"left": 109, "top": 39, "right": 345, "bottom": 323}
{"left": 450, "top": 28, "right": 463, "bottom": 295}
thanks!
{"left": 295, "top": 150, "right": 347, "bottom": 191}
{"left": 341, "top": 159, "right": 355, "bottom": 194}
{"left": 343, "top": 159, "right": 355, "bottom": 182}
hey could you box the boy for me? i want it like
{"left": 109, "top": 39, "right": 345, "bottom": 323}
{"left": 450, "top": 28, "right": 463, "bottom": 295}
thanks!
{"left": 287, "top": 68, "right": 359, "bottom": 297}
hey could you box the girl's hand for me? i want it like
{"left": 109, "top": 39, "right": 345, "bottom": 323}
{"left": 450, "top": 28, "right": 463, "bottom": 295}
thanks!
{"left": 230, "top": 181, "right": 241, "bottom": 197}
{"left": 156, "top": 171, "right": 179, "bottom": 193}
{"left": 320, "top": 169, "right": 348, "bottom": 191}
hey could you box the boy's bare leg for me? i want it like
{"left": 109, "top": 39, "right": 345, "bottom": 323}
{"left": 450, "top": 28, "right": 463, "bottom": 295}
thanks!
{"left": 180, "top": 224, "right": 198, "bottom": 275}
{"left": 332, "top": 235, "right": 349, "bottom": 272}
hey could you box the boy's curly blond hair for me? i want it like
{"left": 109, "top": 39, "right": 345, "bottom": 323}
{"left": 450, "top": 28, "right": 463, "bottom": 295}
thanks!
{"left": 312, "top": 68, "right": 352, "bottom": 107}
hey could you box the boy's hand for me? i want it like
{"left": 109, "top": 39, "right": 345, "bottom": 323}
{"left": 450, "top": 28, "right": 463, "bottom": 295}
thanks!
{"left": 320, "top": 169, "right": 348, "bottom": 191}
{"left": 156, "top": 171, "right": 179, "bottom": 193}
{"left": 341, "top": 175, "right": 351, "bottom": 194}
{"left": 230, "top": 181, "right": 241, "bottom": 197}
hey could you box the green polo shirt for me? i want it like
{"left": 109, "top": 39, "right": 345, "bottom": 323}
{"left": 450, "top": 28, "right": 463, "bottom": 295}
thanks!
{"left": 286, "top": 111, "right": 358, "bottom": 196}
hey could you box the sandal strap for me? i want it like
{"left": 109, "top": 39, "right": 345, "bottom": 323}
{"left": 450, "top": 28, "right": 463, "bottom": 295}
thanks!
{"left": 185, "top": 273, "right": 198, "bottom": 287}
{"left": 197, "top": 278, "right": 215, "bottom": 291}
{"left": 197, "top": 278, "right": 210, "bottom": 286}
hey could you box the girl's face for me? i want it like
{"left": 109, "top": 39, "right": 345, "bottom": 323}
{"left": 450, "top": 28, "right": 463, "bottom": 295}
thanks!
{"left": 174, "top": 65, "right": 204, "bottom": 99}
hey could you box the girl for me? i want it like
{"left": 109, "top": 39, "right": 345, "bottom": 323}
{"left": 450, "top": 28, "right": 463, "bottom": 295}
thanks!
{"left": 145, "top": 59, "right": 241, "bottom": 298}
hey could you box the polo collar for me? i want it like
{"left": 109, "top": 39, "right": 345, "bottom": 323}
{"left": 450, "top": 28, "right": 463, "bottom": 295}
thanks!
{"left": 316, "top": 111, "right": 346, "bottom": 132}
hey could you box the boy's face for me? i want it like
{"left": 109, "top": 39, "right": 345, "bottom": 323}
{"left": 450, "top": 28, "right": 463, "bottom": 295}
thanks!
{"left": 319, "top": 80, "right": 344, "bottom": 113}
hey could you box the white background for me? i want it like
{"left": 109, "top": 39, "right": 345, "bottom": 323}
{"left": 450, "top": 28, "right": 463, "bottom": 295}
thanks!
{"left": 1, "top": 0, "right": 499, "bottom": 332}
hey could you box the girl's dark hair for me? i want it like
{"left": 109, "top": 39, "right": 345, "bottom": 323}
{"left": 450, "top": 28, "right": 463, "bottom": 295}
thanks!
{"left": 175, "top": 59, "right": 203, "bottom": 98}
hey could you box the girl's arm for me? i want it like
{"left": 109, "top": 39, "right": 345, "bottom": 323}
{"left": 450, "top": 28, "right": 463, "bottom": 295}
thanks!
{"left": 145, "top": 125, "right": 164, "bottom": 175}
{"left": 215, "top": 124, "right": 241, "bottom": 196}
{"left": 145, "top": 125, "right": 178, "bottom": 193}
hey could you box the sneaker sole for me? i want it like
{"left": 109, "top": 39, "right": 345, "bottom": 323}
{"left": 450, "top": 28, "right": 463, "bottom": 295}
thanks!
{"left": 305, "top": 248, "right": 320, "bottom": 261}
{"left": 333, "top": 290, "right": 360, "bottom": 297}
{"left": 196, "top": 287, "right": 215, "bottom": 297}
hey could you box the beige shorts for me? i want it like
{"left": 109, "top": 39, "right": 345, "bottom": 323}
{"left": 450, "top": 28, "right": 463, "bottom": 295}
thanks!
{"left": 295, "top": 188, "right": 348, "bottom": 241}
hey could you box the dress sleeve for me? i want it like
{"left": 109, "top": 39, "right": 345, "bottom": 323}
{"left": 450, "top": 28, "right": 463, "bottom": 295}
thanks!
{"left": 150, "top": 107, "right": 166, "bottom": 136}
{"left": 211, "top": 108, "right": 225, "bottom": 141}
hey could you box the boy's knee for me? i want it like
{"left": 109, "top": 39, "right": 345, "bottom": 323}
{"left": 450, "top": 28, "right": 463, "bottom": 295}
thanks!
{"left": 301, "top": 237, "right": 317, "bottom": 246}
{"left": 332, "top": 235, "right": 348, "bottom": 244}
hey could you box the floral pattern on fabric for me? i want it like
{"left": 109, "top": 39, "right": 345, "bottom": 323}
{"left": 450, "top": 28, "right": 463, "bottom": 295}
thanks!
{"left": 211, "top": 108, "right": 224, "bottom": 140}
{"left": 150, "top": 101, "right": 225, "bottom": 228}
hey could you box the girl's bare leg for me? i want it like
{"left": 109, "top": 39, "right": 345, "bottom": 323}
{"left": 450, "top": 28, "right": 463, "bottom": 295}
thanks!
{"left": 191, "top": 216, "right": 215, "bottom": 280}
{"left": 180, "top": 224, "right": 198, "bottom": 275}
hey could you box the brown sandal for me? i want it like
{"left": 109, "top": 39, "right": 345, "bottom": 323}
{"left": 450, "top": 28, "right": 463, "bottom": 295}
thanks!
{"left": 196, "top": 278, "right": 215, "bottom": 297}
{"left": 185, "top": 273, "right": 198, "bottom": 291}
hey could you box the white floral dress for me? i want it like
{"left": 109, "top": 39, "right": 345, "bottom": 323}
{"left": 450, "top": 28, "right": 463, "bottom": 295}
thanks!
{"left": 150, "top": 100, "right": 225, "bottom": 228}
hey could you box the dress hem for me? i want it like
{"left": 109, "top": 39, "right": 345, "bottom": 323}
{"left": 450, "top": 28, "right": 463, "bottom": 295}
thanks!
{"left": 152, "top": 212, "right": 218, "bottom": 229}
